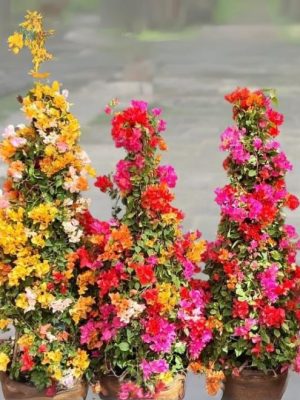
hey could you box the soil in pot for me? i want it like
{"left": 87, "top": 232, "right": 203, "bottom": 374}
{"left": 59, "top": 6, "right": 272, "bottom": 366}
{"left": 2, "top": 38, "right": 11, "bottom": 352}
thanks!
{"left": 99, "top": 374, "right": 186, "bottom": 400}
{"left": 0, "top": 373, "right": 88, "bottom": 400}
{"left": 221, "top": 370, "right": 288, "bottom": 400}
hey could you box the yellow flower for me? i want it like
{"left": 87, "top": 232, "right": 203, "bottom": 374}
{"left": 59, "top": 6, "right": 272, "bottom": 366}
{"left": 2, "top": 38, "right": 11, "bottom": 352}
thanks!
{"left": 0, "top": 353, "right": 10, "bottom": 372}
{"left": 0, "top": 139, "right": 17, "bottom": 161}
{"left": 86, "top": 165, "right": 96, "bottom": 178}
{"left": 70, "top": 296, "right": 95, "bottom": 324}
{"left": 162, "top": 212, "right": 179, "bottom": 225}
{"left": 145, "top": 240, "right": 155, "bottom": 248}
{"left": 77, "top": 271, "right": 96, "bottom": 295}
{"left": 8, "top": 32, "right": 24, "bottom": 54}
{"left": 53, "top": 94, "right": 67, "bottom": 111}
{"left": 186, "top": 240, "right": 207, "bottom": 263}
{"left": 158, "top": 248, "right": 172, "bottom": 265}
{"left": 36, "top": 283, "right": 55, "bottom": 308}
{"left": 8, "top": 253, "right": 39, "bottom": 286}
{"left": 40, "top": 152, "right": 76, "bottom": 177}
{"left": 10, "top": 11, "right": 55, "bottom": 76}
{"left": 18, "top": 334, "right": 35, "bottom": 349}
{"left": 50, "top": 367, "right": 63, "bottom": 381}
{"left": 157, "top": 283, "right": 179, "bottom": 314}
{"left": 44, "top": 350, "right": 63, "bottom": 364}
{"left": 35, "top": 260, "right": 50, "bottom": 278}
{"left": 71, "top": 349, "right": 90, "bottom": 376}
{"left": 0, "top": 218, "right": 27, "bottom": 257}
{"left": 31, "top": 234, "right": 46, "bottom": 248}
{"left": 159, "top": 371, "right": 173, "bottom": 385}
{"left": 0, "top": 319, "right": 11, "bottom": 330}
{"left": 8, "top": 264, "right": 33, "bottom": 286}
{"left": 16, "top": 293, "right": 29, "bottom": 310}
{"left": 28, "top": 203, "right": 58, "bottom": 229}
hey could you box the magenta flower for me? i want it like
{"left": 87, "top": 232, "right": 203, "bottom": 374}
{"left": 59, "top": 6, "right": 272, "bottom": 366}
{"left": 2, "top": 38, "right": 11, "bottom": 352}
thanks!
{"left": 151, "top": 107, "right": 162, "bottom": 117}
{"left": 142, "top": 317, "right": 176, "bottom": 353}
{"left": 253, "top": 137, "right": 263, "bottom": 150}
{"left": 114, "top": 160, "right": 132, "bottom": 192}
{"left": 294, "top": 350, "right": 300, "bottom": 373}
{"left": 131, "top": 100, "right": 148, "bottom": 112}
{"left": 140, "top": 359, "right": 169, "bottom": 380}
{"left": 233, "top": 318, "right": 258, "bottom": 338}
{"left": 220, "top": 126, "right": 243, "bottom": 151}
{"left": 158, "top": 119, "right": 167, "bottom": 132}
{"left": 258, "top": 264, "right": 279, "bottom": 303}
{"left": 284, "top": 225, "right": 298, "bottom": 239}
{"left": 157, "top": 165, "right": 178, "bottom": 188}
{"left": 272, "top": 152, "right": 293, "bottom": 172}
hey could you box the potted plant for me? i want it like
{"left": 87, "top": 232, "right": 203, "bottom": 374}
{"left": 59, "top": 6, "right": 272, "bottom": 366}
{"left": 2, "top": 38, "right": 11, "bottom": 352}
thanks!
{"left": 75, "top": 99, "right": 213, "bottom": 399}
{"left": 0, "top": 11, "right": 94, "bottom": 399}
{"left": 201, "top": 87, "right": 300, "bottom": 400}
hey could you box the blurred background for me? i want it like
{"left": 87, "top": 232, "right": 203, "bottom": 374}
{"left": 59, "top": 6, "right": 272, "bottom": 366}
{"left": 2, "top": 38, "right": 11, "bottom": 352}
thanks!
{"left": 0, "top": 0, "right": 300, "bottom": 399}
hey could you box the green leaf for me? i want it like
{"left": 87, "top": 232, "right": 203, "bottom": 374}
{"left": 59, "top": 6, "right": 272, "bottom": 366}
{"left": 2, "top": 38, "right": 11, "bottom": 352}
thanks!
{"left": 248, "top": 170, "right": 257, "bottom": 177}
{"left": 274, "top": 329, "right": 281, "bottom": 338}
{"left": 119, "top": 342, "right": 129, "bottom": 352}
{"left": 271, "top": 251, "right": 281, "bottom": 261}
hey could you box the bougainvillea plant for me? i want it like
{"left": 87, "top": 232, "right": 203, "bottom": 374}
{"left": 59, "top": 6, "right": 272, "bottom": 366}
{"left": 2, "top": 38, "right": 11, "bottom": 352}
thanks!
{"left": 0, "top": 12, "right": 93, "bottom": 392}
{"left": 201, "top": 87, "right": 300, "bottom": 395}
{"left": 75, "top": 99, "right": 214, "bottom": 399}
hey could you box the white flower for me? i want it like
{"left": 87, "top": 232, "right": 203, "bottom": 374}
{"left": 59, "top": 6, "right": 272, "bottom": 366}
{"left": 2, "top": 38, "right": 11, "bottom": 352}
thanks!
{"left": 46, "top": 332, "right": 57, "bottom": 343}
{"left": 77, "top": 150, "right": 91, "bottom": 165}
{"left": 2, "top": 125, "right": 27, "bottom": 148}
{"left": 39, "top": 129, "right": 59, "bottom": 145}
{"left": 62, "top": 89, "right": 69, "bottom": 98}
{"left": 63, "top": 198, "right": 74, "bottom": 207}
{"left": 24, "top": 288, "right": 37, "bottom": 313}
{"left": 2, "top": 125, "right": 15, "bottom": 138}
{"left": 63, "top": 219, "right": 83, "bottom": 243}
{"left": 10, "top": 137, "right": 27, "bottom": 148}
{"left": 75, "top": 197, "right": 91, "bottom": 214}
{"left": 120, "top": 300, "right": 145, "bottom": 324}
{"left": 69, "top": 229, "right": 83, "bottom": 243}
{"left": 50, "top": 298, "right": 73, "bottom": 313}
{"left": 59, "top": 369, "right": 75, "bottom": 389}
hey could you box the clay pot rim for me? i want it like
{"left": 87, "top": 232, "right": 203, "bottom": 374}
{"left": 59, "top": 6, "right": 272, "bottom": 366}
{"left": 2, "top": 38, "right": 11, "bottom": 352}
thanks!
{"left": 0, "top": 372, "right": 87, "bottom": 393}
{"left": 226, "top": 369, "right": 288, "bottom": 381}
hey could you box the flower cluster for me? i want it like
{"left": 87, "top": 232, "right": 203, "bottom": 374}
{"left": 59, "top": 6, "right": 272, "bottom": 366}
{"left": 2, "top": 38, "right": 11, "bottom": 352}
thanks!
{"left": 0, "top": 12, "right": 94, "bottom": 393}
{"left": 76, "top": 100, "right": 212, "bottom": 398}
{"left": 8, "top": 11, "right": 54, "bottom": 78}
{"left": 202, "top": 88, "right": 300, "bottom": 395}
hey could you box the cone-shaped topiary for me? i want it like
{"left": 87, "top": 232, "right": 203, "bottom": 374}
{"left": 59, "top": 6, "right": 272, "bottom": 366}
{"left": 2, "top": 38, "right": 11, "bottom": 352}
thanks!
{"left": 76, "top": 100, "right": 213, "bottom": 399}
{"left": 202, "top": 88, "right": 300, "bottom": 395}
{"left": 0, "top": 11, "right": 94, "bottom": 393}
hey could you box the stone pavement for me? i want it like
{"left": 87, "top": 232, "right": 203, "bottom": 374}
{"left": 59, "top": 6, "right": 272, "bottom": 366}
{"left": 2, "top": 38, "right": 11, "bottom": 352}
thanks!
{"left": 1, "top": 11, "right": 300, "bottom": 400}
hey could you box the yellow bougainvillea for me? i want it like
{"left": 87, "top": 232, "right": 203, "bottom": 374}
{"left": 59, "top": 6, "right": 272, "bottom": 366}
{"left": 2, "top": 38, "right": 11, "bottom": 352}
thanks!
{"left": 1, "top": 11, "right": 93, "bottom": 392}
{"left": 8, "top": 11, "right": 54, "bottom": 77}
{"left": 0, "top": 353, "right": 10, "bottom": 372}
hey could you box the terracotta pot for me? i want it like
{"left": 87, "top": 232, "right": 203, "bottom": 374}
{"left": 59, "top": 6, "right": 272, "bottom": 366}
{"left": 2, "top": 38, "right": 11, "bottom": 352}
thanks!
{"left": 221, "top": 370, "right": 288, "bottom": 400}
{"left": 99, "top": 374, "right": 186, "bottom": 400}
{"left": 0, "top": 373, "right": 88, "bottom": 400}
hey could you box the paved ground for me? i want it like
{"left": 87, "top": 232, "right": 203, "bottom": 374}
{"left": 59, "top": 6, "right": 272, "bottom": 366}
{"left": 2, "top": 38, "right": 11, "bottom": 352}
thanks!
{"left": 1, "top": 7, "right": 300, "bottom": 400}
